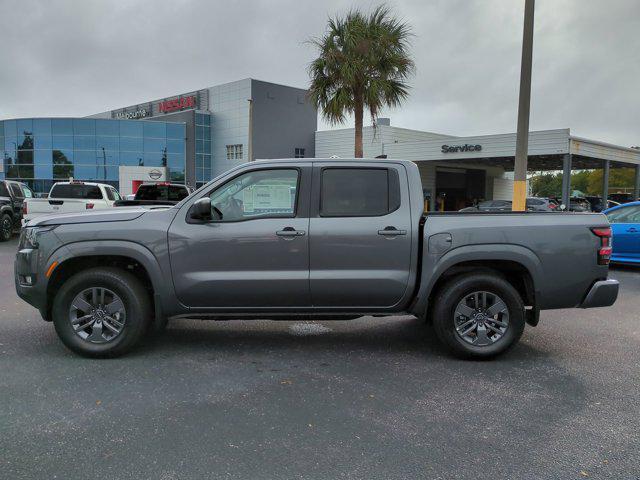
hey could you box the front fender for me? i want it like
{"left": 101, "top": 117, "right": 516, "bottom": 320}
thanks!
{"left": 410, "top": 244, "right": 543, "bottom": 317}
{"left": 46, "top": 240, "right": 183, "bottom": 317}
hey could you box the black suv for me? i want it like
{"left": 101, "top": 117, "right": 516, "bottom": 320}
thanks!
{"left": 0, "top": 180, "right": 34, "bottom": 241}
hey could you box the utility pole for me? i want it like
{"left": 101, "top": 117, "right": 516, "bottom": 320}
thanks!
{"left": 513, "top": 0, "right": 535, "bottom": 211}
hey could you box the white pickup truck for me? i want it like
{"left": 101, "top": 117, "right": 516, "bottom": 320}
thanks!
{"left": 22, "top": 181, "right": 121, "bottom": 224}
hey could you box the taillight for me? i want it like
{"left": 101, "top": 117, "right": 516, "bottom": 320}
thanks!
{"left": 86, "top": 203, "right": 94, "bottom": 210}
{"left": 22, "top": 202, "right": 27, "bottom": 215}
{"left": 549, "top": 203, "right": 557, "bottom": 210}
{"left": 591, "top": 227, "right": 612, "bottom": 265}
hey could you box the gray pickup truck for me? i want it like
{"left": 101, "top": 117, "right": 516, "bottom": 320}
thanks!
{"left": 15, "top": 159, "right": 619, "bottom": 358}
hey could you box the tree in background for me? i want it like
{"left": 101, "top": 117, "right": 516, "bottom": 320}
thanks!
{"left": 308, "top": 6, "right": 414, "bottom": 157}
{"left": 530, "top": 168, "right": 637, "bottom": 197}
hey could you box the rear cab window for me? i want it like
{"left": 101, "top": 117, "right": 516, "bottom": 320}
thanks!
{"left": 9, "top": 183, "right": 23, "bottom": 199}
{"left": 0, "top": 183, "right": 10, "bottom": 198}
{"left": 320, "top": 168, "right": 400, "bottom": 217}
{"left": 50, "top": 184, "right": 103, "bottom": 200}
{"left": 136, "top": 185, "right": 189, "bottom": 202}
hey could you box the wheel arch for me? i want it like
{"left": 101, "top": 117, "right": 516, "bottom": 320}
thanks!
{"left": 411, "top": 244, "right": 543, "bottom": 319}
{"left": 44, "top": 240, "right": 177, "bottom": 324}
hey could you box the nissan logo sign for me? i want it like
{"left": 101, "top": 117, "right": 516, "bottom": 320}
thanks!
{"left": 148, "top": 169, "right": 162, "bottom": 180}
{"left": 441, "top": 144, "right": 482, "bottom": 153}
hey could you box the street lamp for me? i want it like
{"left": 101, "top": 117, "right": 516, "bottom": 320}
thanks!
{"left": 513, "top": 0, "right": 535, "bottom": 211}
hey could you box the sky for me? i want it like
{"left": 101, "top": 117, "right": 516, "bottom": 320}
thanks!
{"left": 0, "top": 0, "right": 638, "bottom": 147}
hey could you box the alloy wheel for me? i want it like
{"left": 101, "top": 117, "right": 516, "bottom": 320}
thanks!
{"left": 453, "top": 291, "right": 510, "bottom": 346}
{"left": 68, "top": 287, "right": 126, "bottom": 343}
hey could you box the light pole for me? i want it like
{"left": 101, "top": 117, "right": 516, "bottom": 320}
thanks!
{"left": 513, "top": 0, "right": 535, "bottom": 211}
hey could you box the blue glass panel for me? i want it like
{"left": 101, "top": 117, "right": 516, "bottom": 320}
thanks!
{"left": 18, "top": 133, "right": 34, "bottom": 150}
{"left": 196, "top": 126, "right": 204, "bottom": 139}
{"left": 202, "top": 154, "right": 211, "bottom": 169}
{"left": 143, "top": 122, "right": 166, "bottom": 138}
{"left": 196, "top": 141, "right": 204, "bottom": 154}
{"left": 0, "top": 121, "right": 4, "bottom": 137}
{"left": 34, "top": 162, "right": 52, "bottom": 179}
{"left": 96, "top": 136, "right": 119, "bottom": 151}
{"left": 120, "top": 152, "right": 144, "bottom": 166}
{"left": 102, "top": 151, "right": 119, "bottom": 165}
{"left": 5, "top": 137, "right": 17, "bottom": 155}
{"left": 73, "top": 119, "right": 95, "bottom": 135}
{"left": 53, "top": 164, "right": 74, "bottom": 180}
{"left": 144, "top": 137, "right": 166, "bottom": 153}
{"left": 73, "top": 164, "right": 99, "bottom": 180}
{"left": 170, "top": 169, "right": 185, "bottom": 182}
{"left": 167, "top": 153, "right": 185, "bottom": 169}
{"left": 33, "top": 119, "right": 52, "bottom": 136}
{"left": 52, "top": 119, "right": 73, "bottom": 135}
{"left": 143, "top": 152, "right": 166, "bottom": 167}
{"left": 166, "top": 123, "right": 184, "bottom": 139}
{"left": 119, "top": 120, "right": 143, "bottom": 137}
{"left": 119, "top": 136, "right": 143, "bottom": 152}
{"left": 52, "top": 149, "right": 73, "bottom": 165}
{"left": 203, "top": 140, "right": 211, "bottom": 154}
{"left": 17, "top": 150, "right": 33, "bottom": 164}
{"left": 203, "top": 114, "right": 211, "bottom": 126}
{"left": 195, "top": 154, "right": 203, "bottom": 169}
{"left": 203, "top": 126, "right": 211, "bottom": 141}
{"left": 166, "top": 139, "right": 184, "bottom": 154}
{"left": 74, "top": 151, "right": 95, "bottom": 164}
{"left": 4, "top": 120, "right": 17, "bottom": 137}
{"left": 52, "top": 136, "right": 74, "bottom": 150}
{"left": 196, "top": 169, "right": 204, "bottom": 182}
{"left": 95, "top": 119, "right": 119, "bottom": 136}
{"left": 74, "top": 135, "right": 95, "bottom": 150}
{"left": 34, "top": 150, "right": 52, "bottom": 165}
{"left": 196, "top": 113, "right": 205, "bottom": 125}
{"left": 203, "top": 168, "right": 211, "bottom": 181}
{"left": 17, "top": 119, "right": 33, "bottom": 135}
{"left": 34, "top": 135, "right": 52, "bottom": 150}
{"left": 106, "top": 166, "right": 118, "bottom": 181}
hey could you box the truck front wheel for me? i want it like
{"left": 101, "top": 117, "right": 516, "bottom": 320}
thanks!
{"left": 432, "top": 273, "right": 525, "bottom": 359}
{"left": 52, "top": 267, "right": 151, "bottom": 358}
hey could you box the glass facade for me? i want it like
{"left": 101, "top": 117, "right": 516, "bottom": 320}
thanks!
{"left": 0, "top": 118, "right": 186, "bottom": 195}
{"left": 194, "top": 112, "right": 212, "bottom": 187}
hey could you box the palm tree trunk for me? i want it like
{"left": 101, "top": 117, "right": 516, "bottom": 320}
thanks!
{"left": 354, "top": 97, "right": 364, "bottom": 158}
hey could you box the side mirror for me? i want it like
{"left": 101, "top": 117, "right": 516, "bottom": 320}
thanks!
{"left": 190, "top": 198, "right": 212, "bottom": 221}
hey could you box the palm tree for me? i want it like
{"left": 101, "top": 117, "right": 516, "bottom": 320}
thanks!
{"left": 308, "top": 5, "right": 414, "bottom": 158}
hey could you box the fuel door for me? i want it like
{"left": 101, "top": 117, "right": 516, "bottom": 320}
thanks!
{"left": 428, "top": 232, "right": 453, "bottom": 254}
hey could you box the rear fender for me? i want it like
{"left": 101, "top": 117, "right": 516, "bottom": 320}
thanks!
{"left": 410, "top": 244, "right": 543, "bottom": 317}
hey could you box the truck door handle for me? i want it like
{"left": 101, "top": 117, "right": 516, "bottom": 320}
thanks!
{"left": 378, "top": 226, "right": 407, "bottom": 236}
{"left": 276, "top": 227, "right": 305, "bottom": 237}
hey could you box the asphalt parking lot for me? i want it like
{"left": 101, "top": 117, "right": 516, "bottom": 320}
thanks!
{"left": 1, "top": 237, "right": 639, "bottom": 480}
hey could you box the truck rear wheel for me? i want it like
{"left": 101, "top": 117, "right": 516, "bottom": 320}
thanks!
{"left": 0, "top": 214, "right": 12, "bottom": 242}
{"left": 52, "top": 267, "right": 151, "bottom": 358}
{"left": 432, "top": 273, "right": 525, "bottom": 359}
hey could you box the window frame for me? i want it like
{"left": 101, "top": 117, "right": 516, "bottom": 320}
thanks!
{"left": 318, "top": 166, "right": 401, "bottom": 218}
{"left": 191, "top": 167, "right": 302, "bottom": 224}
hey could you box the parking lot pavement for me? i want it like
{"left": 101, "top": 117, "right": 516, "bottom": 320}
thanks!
{"left": 1, "top": 236, "right": 639, "bottom": 480}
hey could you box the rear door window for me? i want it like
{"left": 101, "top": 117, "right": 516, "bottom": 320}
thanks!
{"left": 320, "top": 168, "right": 400, "bottom": 217}
{"left": 9, "top": 183, "right": 23, "bottom": 199}
{"left": 0, "top": 183, "right": 10, "bottom": 197}
{"left": 50, "top": 184, "right": 103, "bottom": 199}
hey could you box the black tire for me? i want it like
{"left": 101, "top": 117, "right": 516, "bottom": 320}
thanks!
{"left": 432, "top": 273, "right": 525, "bottom": 359}
{"left": 0, "top": 213, "right": 12, "bottom": 242}
{"left": 52, "top": 267, "right": 151, "bottom": 358}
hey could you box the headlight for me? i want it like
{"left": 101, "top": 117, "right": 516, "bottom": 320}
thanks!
{"left": 21, "top": 226, "right": 56, "bottom": 249}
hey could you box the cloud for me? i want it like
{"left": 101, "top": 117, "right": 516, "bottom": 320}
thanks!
{"left": 0, "top": 0, "right": 638, "bottom": 146}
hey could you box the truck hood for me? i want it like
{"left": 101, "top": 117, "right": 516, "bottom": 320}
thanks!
{"left": 26, "top": 207, "right": 150, "bottom": 227}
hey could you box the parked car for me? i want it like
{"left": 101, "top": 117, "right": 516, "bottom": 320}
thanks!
{"left": 0, "top": 180, "right": 34, "bottom": 241}
{"left": 459, "top": 197, "right": 555, "bottom": 212}
{"left": 16, "top": 159, "right": 618, "bottom": 359}
{"left": 585, "top": 196, "right": 620, "bottom": 213}
{"left": 569, "top": 197, "right": 592, "bottom": 212}
{"left": 23, "top": 181, "right": 122, "bottom": 224}
{"left": 114, "top": 182, "right": 193, "bottom": 207}
{"left": 603, "top": 201, "right": 640, "bottom": 264}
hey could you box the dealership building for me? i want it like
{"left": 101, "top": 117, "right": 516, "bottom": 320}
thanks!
{"left": 316, "top": 120, "right": 640, "bottom": 210}
{"left": 0, "top": 79, "right": 317, "bottom": 195}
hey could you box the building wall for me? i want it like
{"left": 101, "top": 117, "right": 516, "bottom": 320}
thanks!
{"left": 315, "top": 125, "right": 452, "bottom": 159}
{"left": 207, "top": 79, "right": 251, "bottom": 177}
{"left": 251, "top": 80, "right": 317, "bottom": 162}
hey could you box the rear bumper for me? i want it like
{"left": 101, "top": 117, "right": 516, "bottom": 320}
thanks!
{"left": 579, "top": 279, "right": 619, "bottom": 308}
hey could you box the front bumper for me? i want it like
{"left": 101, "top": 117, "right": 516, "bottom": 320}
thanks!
{"left": 14, "top": 247, "right": 48, "bottom": 317}
{"left": 579, "top": 279, "right": 619, "bottom": 308}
